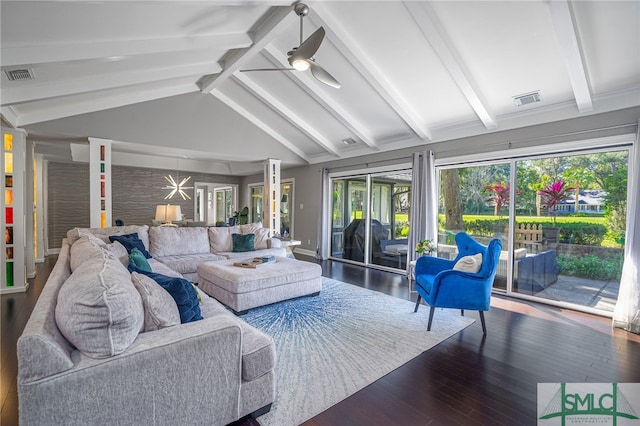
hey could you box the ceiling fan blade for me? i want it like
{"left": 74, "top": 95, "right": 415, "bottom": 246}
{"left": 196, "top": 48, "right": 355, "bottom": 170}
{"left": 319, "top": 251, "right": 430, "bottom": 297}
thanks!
{"left": 296, "top": 27, "right": 325, "bottom": 59}
{"left": 309, "top": 61, "right": 340, "bottom": 89}
{"left": 240, "top": 68, "right": 294, "bottom": 72}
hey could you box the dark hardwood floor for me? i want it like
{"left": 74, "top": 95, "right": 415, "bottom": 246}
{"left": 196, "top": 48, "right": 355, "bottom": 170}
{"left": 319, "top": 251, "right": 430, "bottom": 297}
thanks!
{"left": 3, "top": 255, "right": 639, "bottom": 426}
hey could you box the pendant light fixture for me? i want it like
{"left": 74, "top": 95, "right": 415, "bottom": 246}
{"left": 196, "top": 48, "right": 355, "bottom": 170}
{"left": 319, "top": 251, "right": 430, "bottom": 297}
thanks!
{"left": 163, "top": 157, "right": 193, "bottom": 200}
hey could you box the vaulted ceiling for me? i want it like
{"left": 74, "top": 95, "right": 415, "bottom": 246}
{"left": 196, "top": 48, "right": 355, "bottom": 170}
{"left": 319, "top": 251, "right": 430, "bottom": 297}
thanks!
{"left": 1, "top": 1, "right": 639, "bottom": 175}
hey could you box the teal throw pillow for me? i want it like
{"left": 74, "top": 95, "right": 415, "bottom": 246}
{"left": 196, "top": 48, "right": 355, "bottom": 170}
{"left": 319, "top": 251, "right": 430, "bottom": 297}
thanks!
{"left": 128, "top": 248, "right": 152, "bottom": 272}
{"left": 232, "top": 233, "right": 255, "bottom": 252}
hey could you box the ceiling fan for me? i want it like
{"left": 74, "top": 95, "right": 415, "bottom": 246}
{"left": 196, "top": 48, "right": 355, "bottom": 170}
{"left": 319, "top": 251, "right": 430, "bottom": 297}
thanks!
{"left": 240, "top": 3, "right": 340, "bottom": 89}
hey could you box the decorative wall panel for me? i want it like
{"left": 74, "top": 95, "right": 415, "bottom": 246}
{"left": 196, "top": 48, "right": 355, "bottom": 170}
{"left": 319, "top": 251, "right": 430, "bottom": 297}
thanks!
{"left": 47, "top": 162, "right": 240, "bottom": 249}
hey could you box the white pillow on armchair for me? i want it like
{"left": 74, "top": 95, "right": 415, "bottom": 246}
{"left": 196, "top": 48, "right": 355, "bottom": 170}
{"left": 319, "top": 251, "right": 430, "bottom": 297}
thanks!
{"left": 453, "top": 253, "right": 483, "bottom": 273}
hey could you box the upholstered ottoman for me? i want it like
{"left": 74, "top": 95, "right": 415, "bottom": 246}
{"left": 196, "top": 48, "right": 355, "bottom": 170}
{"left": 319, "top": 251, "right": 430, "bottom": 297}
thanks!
{"left": 197, "top": 257, "right": 322, "bottom": 314}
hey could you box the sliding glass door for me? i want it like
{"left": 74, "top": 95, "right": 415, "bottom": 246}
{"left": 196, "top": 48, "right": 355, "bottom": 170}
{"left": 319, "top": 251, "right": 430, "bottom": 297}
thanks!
{"left": 332, "top": 175, "right": 367, "bottom": 262}
{"left": 511, "top": 151, "right": 628, "bottom": 312}
{"left": 438, "top": 162, "right": 511, "bottom": 290}
{"left": 437, "top": 147, "right": 629, "bottom": 314}
{"left": 330, "top": 168, "right": 412, "bottom": 271}
{"left": 369, "top": 173, "right": 411, "bottom": 269}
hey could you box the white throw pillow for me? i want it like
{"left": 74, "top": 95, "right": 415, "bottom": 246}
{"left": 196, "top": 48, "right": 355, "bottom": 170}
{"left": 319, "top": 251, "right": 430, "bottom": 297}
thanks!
{"left": 240, "top": 222, "right": 262, "bottom": 234}
{"left": 453, "top": 253, "right": 483, "bottom": 273}
{"left": 131, "top": 272, "right": 181, "bottom": 332}
{"left": 69, "top": 234, "right": 107, "bottom": 272}
{"left": 66, "top": 225, "right": 150, "bottom": 250}
{"left": 55, "top": 253, "right": 144, "bottom": 359}
{"left": 253, "top": 228, "right": 271, "bottom": 250}
{"left": 105, "top": 240, "right": 130, "bottom": 267}
{"left": 208, "top": 226, "right": 238, "bottom": 253}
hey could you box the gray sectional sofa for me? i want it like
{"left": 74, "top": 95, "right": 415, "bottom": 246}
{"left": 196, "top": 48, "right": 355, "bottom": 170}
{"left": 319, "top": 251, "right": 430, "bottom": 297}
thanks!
{"left": 17, "top": 224, "right": 283, "bottom": 426}
{"left": 149, "top": 223, "right": 287, "bottom": 282}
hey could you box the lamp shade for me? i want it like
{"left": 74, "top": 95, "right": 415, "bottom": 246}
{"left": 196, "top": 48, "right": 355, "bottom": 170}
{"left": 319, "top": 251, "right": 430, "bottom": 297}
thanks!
{"left": 155, "top": 205, "right": 182, "bottom": 222}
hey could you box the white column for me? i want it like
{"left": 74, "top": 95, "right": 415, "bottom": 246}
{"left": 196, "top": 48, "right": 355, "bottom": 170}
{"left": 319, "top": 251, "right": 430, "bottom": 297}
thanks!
{"left": 1, "top": 127, "right": 29, "bottom": 293}
{"left": 42, "top": 159, "right": 50, "bottom": 255}
{"left": 34, "top": 154, "right": 45, "bottom": 263}
{"left": 263, "top": 159, "right": 281, "bottom": 237}
{"left": 25, "top": 140, "right": 35, "bottom": 278}
{"left": 88, "top": 138, "right": 112, "bottom": 228}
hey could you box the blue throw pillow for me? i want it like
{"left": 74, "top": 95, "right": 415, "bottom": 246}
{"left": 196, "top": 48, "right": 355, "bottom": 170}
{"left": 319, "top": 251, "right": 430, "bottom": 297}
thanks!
{"left": 128, "top": 265, "right": 203, "bottom": 323}
{"left": 109, "top": 233, "right": 151, "bottom": 259}
{"left": 128, "top": 248, "right": 151, "bottom": 272}
{"left": 232, "top": 233, "right": 255, "bottom": 252}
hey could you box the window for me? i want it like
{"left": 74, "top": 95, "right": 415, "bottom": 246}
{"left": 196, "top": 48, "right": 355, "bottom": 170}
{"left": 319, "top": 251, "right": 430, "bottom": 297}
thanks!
{"left": 249, "top": 185, "right": 263, "bottom": 223}
{"left": 329, "top": 167, "right": 412, "bottom": 271}
{"left": 214, "top": 187, "right": 234, "bottom": 224}
{"left": 249, "top": 180, "right": 295, "bottom": 237}
{"left": 437, "top": 146, "right": 629, "bottom": 314}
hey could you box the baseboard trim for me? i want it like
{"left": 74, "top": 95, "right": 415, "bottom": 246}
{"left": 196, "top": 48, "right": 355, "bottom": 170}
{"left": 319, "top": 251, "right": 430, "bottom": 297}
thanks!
{"left": 294, "top": 248, "right": 316, "bottom": 258}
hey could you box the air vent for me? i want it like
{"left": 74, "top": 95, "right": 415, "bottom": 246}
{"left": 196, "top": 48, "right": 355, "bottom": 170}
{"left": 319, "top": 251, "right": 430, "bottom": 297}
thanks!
{"left": 342, "top": 138, "right": 357, "bottom": 145}
{"left": 5, "top": 69, "right": 35, "bottom": 81}
{"left": 513, "top": 91, "right": 541, "bottom": 107}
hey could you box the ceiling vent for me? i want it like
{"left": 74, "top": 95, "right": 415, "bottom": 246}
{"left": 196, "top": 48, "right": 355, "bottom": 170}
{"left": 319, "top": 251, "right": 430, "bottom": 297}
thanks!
{"left": 5, "top": 69, "right": 35, "bottom": 81}
{"left": 342, "top": 138, "right": 357, "bottom": 145}
{"left": 513, "top": 91, "right": 541, "bottom": 107}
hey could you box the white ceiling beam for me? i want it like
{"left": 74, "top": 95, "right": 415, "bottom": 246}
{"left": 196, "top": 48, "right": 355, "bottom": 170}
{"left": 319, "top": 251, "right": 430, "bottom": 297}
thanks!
{"left": 261, "top": 45, "right": 379, "bottom": 151}
{"left": 210, "top": 88, "right": 311, "bottom": 163}
{"left": 200, "top": 6, "right": 295, "bottom": 93}
{"left": 13, "top": 77, "right": 200, "bottom": 126}
{"left": 1, "top": 33, "right": 252, "bottom": 67}
{"left": 1, "top": 62, "right": 216, "bottom": 106}
{"left": 548, "top": 0, "right": 593, "bottom": 113}
{"left": 404, "top": 1, "right": 497, "bottom": 130}
{"left": 311, "top": 4, "right": 432, "bottom": 141}
{"left": 0, "top": 107, "right": 20, "bottom": 128}
{"left": 233, "top": 72, "right": 340, "bottom": 157}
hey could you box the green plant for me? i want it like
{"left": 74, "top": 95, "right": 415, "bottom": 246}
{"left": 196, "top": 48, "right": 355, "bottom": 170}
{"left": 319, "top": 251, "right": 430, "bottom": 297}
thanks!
{"left": 556, "top": 254, "right": 623, "bottom": 281}
{"left": 237, "top": 206, "right": 249, "bottom": 225}
{"left": 484, "top": 181, "right": 521, "bottom": 220}
{"left": 415, "top": 239, "right": 436, "bottom": 255}
{"left": 537, "top": 180, "right": 575, "bottom": 226}
{"left": 394, "top": 220, "right": 409, "bottom": 238}
{"left": 556, "top": 223, "right": 606, "bottom": 245}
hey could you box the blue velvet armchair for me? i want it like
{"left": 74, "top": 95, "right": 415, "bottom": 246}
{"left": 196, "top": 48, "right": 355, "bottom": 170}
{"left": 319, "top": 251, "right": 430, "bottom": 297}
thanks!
{"left": 414, "top": 232, "right": 502, "bottom": 334}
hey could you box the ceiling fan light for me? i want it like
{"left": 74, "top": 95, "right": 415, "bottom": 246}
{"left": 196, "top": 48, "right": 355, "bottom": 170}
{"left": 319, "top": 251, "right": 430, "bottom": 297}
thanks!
{"left": 290, "top": 57, "right": 310, "bottom": 71}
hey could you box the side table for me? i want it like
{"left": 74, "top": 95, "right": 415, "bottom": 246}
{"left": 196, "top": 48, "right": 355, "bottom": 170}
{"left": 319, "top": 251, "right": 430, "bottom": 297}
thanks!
{"left": 279, "top": 239, "right": 301, "bottom": 258}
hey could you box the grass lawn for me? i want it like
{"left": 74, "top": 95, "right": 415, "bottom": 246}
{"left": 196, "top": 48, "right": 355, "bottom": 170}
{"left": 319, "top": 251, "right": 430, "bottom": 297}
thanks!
{"left": 452, "top": 214, "right": 606, "bottom": 225}
{"left": 394, "top": 213, "right": 605, "bottom": 225}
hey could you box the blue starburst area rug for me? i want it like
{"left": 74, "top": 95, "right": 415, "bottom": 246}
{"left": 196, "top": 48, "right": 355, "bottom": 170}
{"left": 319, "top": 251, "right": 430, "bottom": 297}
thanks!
{"left": 242, "top": 278, "right": 475, "bottom": 426}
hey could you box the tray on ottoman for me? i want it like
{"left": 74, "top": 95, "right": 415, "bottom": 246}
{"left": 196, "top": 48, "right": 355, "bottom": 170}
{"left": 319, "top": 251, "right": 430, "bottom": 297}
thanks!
{"left": 197, "top": 256, "right": 322, "bottom": 314}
